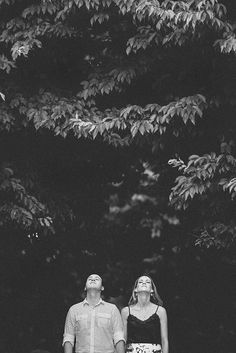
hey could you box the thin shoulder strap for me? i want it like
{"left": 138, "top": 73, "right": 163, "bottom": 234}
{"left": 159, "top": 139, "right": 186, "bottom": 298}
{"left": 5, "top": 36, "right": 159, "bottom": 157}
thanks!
{"left": 155, "top": 305, "right": 159, "bottom": 313}
{"left": 128, "top": 306, "right": 130, "bottom": 315}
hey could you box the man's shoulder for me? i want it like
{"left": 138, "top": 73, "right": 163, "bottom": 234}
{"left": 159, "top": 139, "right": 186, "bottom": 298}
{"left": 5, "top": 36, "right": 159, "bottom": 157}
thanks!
{"left": 102, "top": 301, "right": 119, "bottom": 311}
{"left": 103, "top": 300, "right": 115, "bottom": 306}
{"left": 69, "top": 301, "right": 84, "bottom": 311}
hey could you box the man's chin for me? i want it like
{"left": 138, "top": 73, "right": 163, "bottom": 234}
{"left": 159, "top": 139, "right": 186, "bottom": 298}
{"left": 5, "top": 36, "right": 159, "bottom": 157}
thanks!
{"left": 87, "top": 286, "right": 101, "bottom": 291}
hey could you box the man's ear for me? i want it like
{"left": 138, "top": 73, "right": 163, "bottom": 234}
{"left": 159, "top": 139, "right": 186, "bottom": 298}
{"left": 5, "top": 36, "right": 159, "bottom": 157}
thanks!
{"left": 101, "top": 286, "right": 104, "bottom": 291}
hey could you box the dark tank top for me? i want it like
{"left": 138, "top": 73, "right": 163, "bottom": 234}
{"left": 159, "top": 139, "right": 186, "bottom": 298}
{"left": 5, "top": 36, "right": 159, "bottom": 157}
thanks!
{"left": 127, "top": 305, "right": 161, "bottom": 344}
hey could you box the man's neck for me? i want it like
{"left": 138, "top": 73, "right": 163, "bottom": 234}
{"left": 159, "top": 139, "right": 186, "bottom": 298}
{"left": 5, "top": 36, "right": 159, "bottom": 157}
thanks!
{"left": 86, "top": 290, "right": 102, "bottom": 307}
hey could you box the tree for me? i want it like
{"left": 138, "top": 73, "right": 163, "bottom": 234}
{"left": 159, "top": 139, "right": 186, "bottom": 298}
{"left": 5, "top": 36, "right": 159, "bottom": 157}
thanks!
{"left": 0, "top": 1, "right": 235, "bottom": 353}
{"left": 1, "top": 0, "right": 236, "bottom": 248}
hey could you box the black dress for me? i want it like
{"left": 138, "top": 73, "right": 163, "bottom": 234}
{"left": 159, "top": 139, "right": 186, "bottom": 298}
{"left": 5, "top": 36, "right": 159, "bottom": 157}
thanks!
{"left": 126, "top": 305, "right": 162, "bottom": 353}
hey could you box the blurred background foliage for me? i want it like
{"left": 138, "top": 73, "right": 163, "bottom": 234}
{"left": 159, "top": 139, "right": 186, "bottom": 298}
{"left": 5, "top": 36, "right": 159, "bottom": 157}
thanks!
{"left": 0, "top": 1, "right": 235, "bottom": 353}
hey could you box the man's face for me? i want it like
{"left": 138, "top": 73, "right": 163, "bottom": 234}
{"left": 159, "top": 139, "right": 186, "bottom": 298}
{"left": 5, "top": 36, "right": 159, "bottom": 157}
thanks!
{"left": 85, "top": 274, "right": 103, "bottom": 291}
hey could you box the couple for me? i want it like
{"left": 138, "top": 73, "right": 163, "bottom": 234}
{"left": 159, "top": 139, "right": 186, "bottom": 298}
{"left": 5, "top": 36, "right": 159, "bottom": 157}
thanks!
{"left": 63, "top": 274, "right": 168, "bottom": 353}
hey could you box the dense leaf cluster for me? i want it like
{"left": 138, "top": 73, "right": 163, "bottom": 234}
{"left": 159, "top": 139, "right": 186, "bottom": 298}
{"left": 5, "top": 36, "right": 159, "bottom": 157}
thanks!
{"left": 0, "top": 0, "right": 235, "bottom": 243}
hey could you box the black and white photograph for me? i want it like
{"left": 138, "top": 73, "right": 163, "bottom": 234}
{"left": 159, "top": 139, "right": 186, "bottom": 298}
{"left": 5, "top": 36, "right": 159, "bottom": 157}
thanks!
{"left": 0, "top": 1, "right": 235, "bottom": 353}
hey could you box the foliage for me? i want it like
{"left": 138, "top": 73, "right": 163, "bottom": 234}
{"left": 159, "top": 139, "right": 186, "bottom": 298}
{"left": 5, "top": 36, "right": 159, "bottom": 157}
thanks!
{"left": 169, "top": 141, "right": 236, "bottom": 247}
{"left": 0, "top": 1, "right": 236, "bottom": 352}
{"left": 0, "top": 164, "right": 52, "bottom": 231}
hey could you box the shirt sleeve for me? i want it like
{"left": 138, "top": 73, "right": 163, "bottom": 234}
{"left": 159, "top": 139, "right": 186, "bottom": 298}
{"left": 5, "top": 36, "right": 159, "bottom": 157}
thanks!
{"left": 62, "top": 307, "right": 76, "bottom": 347}
{"left": 111, "top": 305, "right": 125, "bottom": 345}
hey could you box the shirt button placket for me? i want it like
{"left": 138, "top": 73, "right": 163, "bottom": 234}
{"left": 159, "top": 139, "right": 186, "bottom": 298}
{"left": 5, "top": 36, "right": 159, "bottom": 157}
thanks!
{"left": 90, "top": 307, "right": 95, "bottom": 353}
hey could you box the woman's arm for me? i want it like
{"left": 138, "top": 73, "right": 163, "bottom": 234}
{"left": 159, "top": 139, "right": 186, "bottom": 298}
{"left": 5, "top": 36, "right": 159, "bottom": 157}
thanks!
{"left": 159, "top": 306, "right": 169, "bottom": 353}
{"left": 121, "top": 306, "right": 129, "bottom": 343}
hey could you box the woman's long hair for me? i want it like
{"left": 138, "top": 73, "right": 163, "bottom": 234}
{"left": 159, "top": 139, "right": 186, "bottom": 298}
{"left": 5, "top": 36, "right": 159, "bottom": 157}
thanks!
{"left": 128, "top": 275, "right": 163, "bottom": 306}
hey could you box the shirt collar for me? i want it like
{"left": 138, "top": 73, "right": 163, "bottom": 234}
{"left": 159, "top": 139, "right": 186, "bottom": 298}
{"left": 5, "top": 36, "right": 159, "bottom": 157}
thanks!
{"left": 83, "top": 298, "right": 104, "bottom": 306}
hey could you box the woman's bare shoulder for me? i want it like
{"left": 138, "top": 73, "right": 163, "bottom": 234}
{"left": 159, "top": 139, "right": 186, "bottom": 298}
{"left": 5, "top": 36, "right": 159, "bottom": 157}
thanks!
{"left": 157, "top": 306, "right": 167, "bottom": 318}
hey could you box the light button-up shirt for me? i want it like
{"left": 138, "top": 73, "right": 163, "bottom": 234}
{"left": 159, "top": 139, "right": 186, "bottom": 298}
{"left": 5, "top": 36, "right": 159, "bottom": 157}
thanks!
{"left": 63, "top": 299, "right": 125, "bottom": 353}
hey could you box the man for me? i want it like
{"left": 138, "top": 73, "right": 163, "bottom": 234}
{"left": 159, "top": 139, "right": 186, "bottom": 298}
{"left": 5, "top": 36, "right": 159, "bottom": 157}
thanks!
{"left": 63, "top": 274, "right": 125, "bottom": 353}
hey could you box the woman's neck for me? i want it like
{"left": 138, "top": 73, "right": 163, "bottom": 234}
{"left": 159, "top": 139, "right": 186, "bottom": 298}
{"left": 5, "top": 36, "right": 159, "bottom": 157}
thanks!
{"left": 136, "top": 292, "right": 151, "bottom": 307}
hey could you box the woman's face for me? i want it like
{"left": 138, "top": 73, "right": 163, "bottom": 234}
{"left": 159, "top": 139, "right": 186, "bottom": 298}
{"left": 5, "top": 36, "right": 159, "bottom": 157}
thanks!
{"left": 135, "top": 276, "right": 153, "bottom": 294}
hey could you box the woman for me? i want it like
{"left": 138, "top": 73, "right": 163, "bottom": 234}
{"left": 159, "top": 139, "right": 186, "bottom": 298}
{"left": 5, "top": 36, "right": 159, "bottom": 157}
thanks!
{"left": 121, "top": 275, "right": 168, "bottom": 353}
